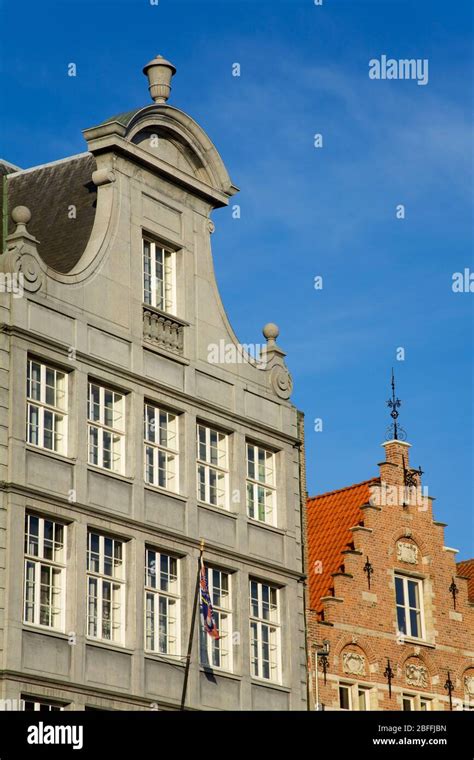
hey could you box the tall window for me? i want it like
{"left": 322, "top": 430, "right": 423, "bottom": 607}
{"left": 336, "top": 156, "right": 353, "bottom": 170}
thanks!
{"left": 26, "top": 359, "right": 67, "bottom": 454}
{"left": 249, "top": 580, "right": 280, "bottom": 683}
{"left": 395, "top": 574, "right": 424, "bottom": 639}
{"left": 144, "top": 404, "right": 179, "bottom": 492}
{"left": 196, "top": 424, "right": 228, "bottom": 508}
{"left": 200, "top": 567, "right": 232, "bottom": 672}
{"left": 246, "top": 443, "right": 276, "bottom": 525}
{"left": 87, "top": 532, "right": 125, "bottom": 644}
{"left": 144, "top": 549, "right": 180, "bottom": 656}
{"left": 143, "top": 238, "right": 175, "bottom": 314}
{"left": 88, "top": 383, "right": 125, "bottom": 474}
{"left": 339, "top": 683, "right": 371, "bottom": 711}
{"left": 24, "top": 514, "right": 65, "bottom": 630}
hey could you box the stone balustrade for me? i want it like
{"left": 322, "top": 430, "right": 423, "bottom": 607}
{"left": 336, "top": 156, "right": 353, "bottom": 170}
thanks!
{"left": 143, "top": 307, "right": 185, "bottom": 355}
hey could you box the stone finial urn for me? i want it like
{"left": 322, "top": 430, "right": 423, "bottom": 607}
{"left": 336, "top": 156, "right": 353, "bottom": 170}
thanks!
{"left": 143, "top": 54, "right": 177, "bottom": 103}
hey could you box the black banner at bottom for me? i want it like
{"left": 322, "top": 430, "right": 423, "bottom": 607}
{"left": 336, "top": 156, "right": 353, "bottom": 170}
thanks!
{"left": 0, "top": 710, "right": 472, "bottom": 758}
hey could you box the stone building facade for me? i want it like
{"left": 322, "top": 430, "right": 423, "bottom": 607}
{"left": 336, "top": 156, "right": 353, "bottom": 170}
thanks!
{"left": 0, "top": 57, "right": 307, "bottom": 711}
{"left": 306, "top": 436, "right": 474, "bottom": 711}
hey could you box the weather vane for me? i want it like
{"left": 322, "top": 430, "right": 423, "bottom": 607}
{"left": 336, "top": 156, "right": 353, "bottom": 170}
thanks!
{"left": 386, "top": 369, "right": 407, "bottom": 441}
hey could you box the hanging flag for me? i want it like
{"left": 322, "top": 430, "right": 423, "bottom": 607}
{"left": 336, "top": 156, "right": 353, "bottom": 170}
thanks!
{"left": 200, "top": 557, "right": 219, "bottom": 639}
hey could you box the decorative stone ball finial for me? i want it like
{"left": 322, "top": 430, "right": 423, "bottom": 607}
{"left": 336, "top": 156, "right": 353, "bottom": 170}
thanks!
{"left": 143, "top": 54, "right": 177, "bottom": 104}
{"left": 11, "top": 205, "right": 32, "bottom": 233}
{"left": 263, "top": 322, "right": 279, "bottom": 348}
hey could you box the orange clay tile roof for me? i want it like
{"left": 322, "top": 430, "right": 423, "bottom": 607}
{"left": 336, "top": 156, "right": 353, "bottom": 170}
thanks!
{"left": 307, "top": 478, "right": 380, "bottom": 613}
{"left": 456, "top": 559, "right": 474, "bottom": 603}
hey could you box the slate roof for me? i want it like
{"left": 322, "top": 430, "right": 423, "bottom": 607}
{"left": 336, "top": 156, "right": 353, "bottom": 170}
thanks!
{"left": 99, "top": 108, "right": 143, "bottom": 127}
{"left": 307, "top": 478, "right": 380, "bottom": 613}
{"left": 456, "top": 559, "right": 474, "bottom": 603}
{"left": 5, "top": 153, "right": 97, "bottom": 273}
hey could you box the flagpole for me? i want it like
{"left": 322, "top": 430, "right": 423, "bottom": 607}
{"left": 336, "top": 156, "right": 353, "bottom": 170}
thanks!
{"left": 180, "top": 539, "right": 204, "bottom": 711}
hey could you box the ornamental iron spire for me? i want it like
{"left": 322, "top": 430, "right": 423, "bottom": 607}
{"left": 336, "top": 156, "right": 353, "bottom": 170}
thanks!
{"left": 386, "top": 368, "right": 407, "bottom": 441}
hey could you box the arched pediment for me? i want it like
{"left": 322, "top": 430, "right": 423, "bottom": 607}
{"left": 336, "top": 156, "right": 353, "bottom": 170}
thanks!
{"left": 130, "top": 126, "right": 209, "bottom": 182}
{"left": 84, "top": 103, "right": 237, "bottom": 200}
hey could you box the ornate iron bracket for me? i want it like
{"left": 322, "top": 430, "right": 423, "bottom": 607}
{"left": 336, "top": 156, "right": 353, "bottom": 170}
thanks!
{"left": 363, "top": 556, "right": 374, "bottom": 590}
{"left": 318, "top": 653, "right": 329, "bottom": 686}
{"left": 449, "top": 578, "right": 459, "bottom": 610}
{"left": 444, "top": 671, "right": 454, "bottom": 711}
{"left": 384, "top": 658, "right": 394, "bottom": 699}
{"left": 404, "top": 464, "right": 424, "bottom": 488}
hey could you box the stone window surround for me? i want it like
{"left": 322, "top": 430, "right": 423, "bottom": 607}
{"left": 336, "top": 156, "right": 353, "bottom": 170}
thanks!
{"left": 144, "top": 402, "right": 180, "bottom": 493}
{"left": 87, "top": 381, "right": 126, "bottom": 475}
{"left": 249, "top": 578, "right": 282, "bottom": 685}
{"left": 144, "top": 547, "right": 181, "bottom": 657}
{"left": 23, "top": 512, "right": 67, "bottom": 633}
{"left": 196, "top": 422, "right": 230, "bottom": 509}
{"left": 401, "top": 692, "right": 434, "bottom": 711}
{"left": 142, "top": 235, "right": 177, "bottom": 316}
{"left": 246, "top": 440, "right": 278, "bottom": 527}
{"left": 338, "top": 679, "right": 374, "bottom": 711}
{"left": 21, "top": 695, "right": 67, "bottom": 711}
{"left": 86, "top": 530, "right": 126, "bottom": 645}
{"left": 394, "top": 570, "right": 428, "bottom": 643}
{"left": 200, "top": 565, "right": 234, "bottom": 674}
{"left": 26, "top": 357, "right": 69, "bottom": 456}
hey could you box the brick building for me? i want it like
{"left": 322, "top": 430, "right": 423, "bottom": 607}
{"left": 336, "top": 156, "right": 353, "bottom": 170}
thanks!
{"left": 306, "top": 430, "right": 474, "bottom": 711}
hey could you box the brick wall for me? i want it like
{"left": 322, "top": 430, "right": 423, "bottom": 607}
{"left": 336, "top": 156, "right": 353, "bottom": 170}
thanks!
{"left": 307, "top": 439, "right": 474, "bottom": 711}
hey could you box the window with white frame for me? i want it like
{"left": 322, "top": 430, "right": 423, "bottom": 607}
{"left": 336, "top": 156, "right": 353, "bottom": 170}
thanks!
{"left": 143, "top": 237, "right": 175, "bottom": 314}
{"left": 22, "top": 696, "right": 65, "bottom": 711}
{"left": 144, "top": 404, "right": 179, "bottom": 492}
{"left": 26, "top": 359, "right": 67, "bottom": 454}
{"left": 196, "top": 424, "right": 228, "bottom": 508}
{"left": 87, "top": 532, "right": 125, "bottom": 644}
{"left": 88, "top": 383, "right": 125, "bottom": 474}
{"left": 339, "top": 682, "right": 372, "bottom": 711}
{"left": 144, "top": 549, "right": 180, "bottom": 656}
{"left": 200, "top": 567, "right": 233, "bottom": 672}
{"left": 246, "top": 442, "right": 276, "bottom": 525}
{"left": 395, "top": 574, "right": 425, "bottom": 639}
{"left": 24, "top": 514, "right": 66, "bottom": 631}
{"left": 249, "top": 579, "right": 281, "bottom": 683}
{"left": 402, "top": 694, "right": 432, "bottom": 711}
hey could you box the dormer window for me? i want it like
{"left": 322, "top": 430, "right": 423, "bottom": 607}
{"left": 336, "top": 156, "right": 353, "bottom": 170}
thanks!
{"left": 143, "top": 237, "right": 175, "bottom": 315}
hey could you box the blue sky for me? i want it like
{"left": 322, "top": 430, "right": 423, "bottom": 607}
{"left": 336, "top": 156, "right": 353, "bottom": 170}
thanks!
{"left": 1, "top": 0, "right": 472, "bottom": 558}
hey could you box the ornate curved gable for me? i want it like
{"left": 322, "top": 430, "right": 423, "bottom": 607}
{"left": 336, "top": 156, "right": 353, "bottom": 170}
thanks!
{"left": 83, "top": 103, "right": 238, "bottom": 206}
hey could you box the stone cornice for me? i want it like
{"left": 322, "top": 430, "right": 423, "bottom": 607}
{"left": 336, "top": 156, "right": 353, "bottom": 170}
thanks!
{"left": 0, "top": 669, "right": 183, "bottom": 709}
{"left": 1, "top": 324, "right": 301, "bottom": 447}
{"left": 88, "top": 135, "right": 230, "bottom": 207}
